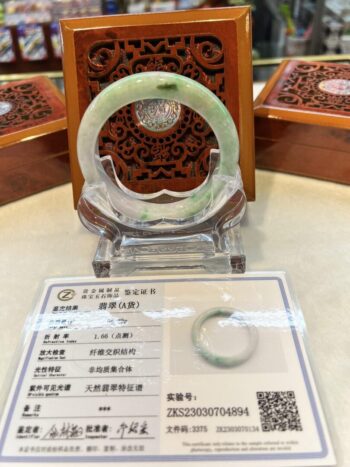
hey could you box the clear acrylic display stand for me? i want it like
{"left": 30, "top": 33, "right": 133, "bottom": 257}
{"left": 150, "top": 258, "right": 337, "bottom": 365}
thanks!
{"left": 76, "top": 72, "right": 247, "bottom": 277}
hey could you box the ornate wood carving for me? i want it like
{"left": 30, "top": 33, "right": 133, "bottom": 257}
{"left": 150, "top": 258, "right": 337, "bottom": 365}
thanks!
{"left": 254, "top": 60, "right": 350, "bottom": 185}
{"left": 80, "top": 34, "right": 227, "bottom": 194}
{"left": 0, "top": 77, "right": 66, "bottom": 137}
{"left": 264, "top": 61, "right": 350, "bottom": 116}
{"left": 0, "top": 77, "right": 69, "bottom": 205}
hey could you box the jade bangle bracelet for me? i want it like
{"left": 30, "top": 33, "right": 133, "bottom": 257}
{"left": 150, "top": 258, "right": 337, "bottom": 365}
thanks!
{"left": 77, "top": 72, "right": 240, "bottom": 226}
{"left": 191, "top": 308, "right": 258, "bottom": 368}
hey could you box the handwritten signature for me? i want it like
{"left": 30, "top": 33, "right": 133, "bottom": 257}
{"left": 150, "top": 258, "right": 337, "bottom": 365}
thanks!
{"left": 42, "top": 423, "right": 84, "bottom": 440}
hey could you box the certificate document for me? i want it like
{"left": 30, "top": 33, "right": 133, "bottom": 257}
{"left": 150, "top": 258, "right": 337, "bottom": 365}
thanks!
{"left": 0, "top": 273, "right": 335, "bottom": 466}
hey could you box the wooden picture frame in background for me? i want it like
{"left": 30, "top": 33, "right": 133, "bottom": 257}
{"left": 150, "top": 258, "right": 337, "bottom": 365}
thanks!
{"left": 0, "top": 76, "right": 69, "bottom": 205}
{"left": 255, "top": 60, "right": 350, "bottom": 184}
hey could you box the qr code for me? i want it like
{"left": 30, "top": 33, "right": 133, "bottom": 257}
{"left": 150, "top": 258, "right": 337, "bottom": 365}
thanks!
{"left": 257, "top": 391, "right": 303, "bottom": 432}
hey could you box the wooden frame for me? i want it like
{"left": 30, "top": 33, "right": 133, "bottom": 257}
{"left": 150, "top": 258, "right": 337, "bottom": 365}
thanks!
{"left": 0, "top": 76, "right": 66, "bottom": 149}
{"left": 254, "top": 60, "right": 350, "bottom": 184}
{"left": 0, "top": 76, "right": 69, "bottom": 205}
{"left": 254, "top": 60, "right": 350, "bottom": 130}
{"left": 61, "top": 7, "right": 255, "bottom": 206}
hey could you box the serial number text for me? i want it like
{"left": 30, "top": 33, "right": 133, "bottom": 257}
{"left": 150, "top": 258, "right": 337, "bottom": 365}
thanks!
{"left": 167, "top": 407, "right": 249, "bottom": 418}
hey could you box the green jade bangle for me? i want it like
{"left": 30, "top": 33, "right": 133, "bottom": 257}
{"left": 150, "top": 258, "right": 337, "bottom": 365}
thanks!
{"left": 77, "top": 72, "right": 240, "bottom": 224}
{"left": 191, "top": 308, "right": 258, "bottom": 368}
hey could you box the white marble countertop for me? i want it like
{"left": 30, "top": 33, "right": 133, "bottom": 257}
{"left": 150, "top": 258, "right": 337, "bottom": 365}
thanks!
{"left": 0, "top": 170, "right": 349, "bottom": 465}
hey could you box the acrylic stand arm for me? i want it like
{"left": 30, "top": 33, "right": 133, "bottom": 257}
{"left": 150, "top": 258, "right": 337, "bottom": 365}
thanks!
{"left": 78, "top": 150, "right": 246, "bottom": 277}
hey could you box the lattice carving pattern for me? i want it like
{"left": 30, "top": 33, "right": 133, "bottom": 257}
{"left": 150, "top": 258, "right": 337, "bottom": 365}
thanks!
{"left": 86, "top": 35, "right": 225, "bottom": 194}
{"left": 0, "top": 82, "right": 54, "bottom": 136}
{"left": 266, "top": 62, "right": 350, "bottom": 116}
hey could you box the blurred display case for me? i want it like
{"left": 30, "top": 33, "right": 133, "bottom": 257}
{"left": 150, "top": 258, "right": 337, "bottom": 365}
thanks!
{"left": 0, "top": 0, "right": 349, "bottom": 78}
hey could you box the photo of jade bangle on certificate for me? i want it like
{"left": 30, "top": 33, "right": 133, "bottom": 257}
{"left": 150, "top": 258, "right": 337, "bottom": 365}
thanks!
{"left": 0, "top": 273, "right": 335, "bottom": 466}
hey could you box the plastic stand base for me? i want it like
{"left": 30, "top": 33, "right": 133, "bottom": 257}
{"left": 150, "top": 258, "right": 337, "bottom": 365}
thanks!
{"left": 93, "top": 225, "right": 246, "bottom": 277}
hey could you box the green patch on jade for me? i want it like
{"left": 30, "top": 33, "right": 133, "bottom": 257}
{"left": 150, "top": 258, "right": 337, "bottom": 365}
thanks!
{"left": 157, "top": 83, "right": 178, "bottom": 91}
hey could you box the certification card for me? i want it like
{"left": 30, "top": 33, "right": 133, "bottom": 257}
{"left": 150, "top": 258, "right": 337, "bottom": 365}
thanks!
{"left": 0, "top": 273, "right": 335, "bottom": 466}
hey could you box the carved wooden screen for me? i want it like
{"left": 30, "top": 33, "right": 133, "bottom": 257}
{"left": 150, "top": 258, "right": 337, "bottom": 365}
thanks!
{"left": 264, "top": 61, "right": 350, "bottom": 116}
{"left": 84, "top": 34, "right": 228, "bottom": 194}
{"left": 61, "top": 8, "right": 255, "bottom": 205}
{"left": 0, "top": 77, "right": 65, "bottom": 138}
